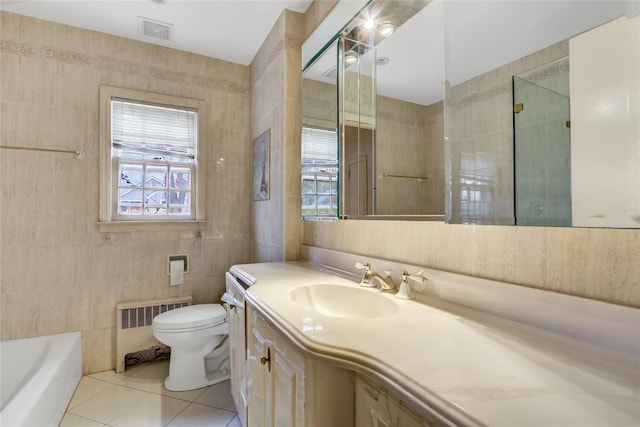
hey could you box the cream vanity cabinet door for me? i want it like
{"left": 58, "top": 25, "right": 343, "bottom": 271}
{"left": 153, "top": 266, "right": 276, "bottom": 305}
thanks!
{"left": 355, "top": 375, "right": 435, "bottom": 427}
{"left": 246, "top": 305, "right": 305, "bottom": 427}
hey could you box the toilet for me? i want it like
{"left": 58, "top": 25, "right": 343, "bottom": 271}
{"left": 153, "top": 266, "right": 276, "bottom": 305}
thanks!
{"left": 152, "top": 303, "right": 230, "bottom": 391}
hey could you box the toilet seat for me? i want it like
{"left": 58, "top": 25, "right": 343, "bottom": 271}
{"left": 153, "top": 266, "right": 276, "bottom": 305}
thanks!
{"left": 153, "top": 304, "right": 226, "bottom": 332}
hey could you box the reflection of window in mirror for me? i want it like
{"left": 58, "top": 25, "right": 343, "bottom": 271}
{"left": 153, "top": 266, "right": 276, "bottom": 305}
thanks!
{"left": 301, "top": 126, "right": 338, "bottom": 219}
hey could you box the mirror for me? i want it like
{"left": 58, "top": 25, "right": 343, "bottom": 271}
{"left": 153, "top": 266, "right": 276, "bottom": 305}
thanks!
{"left": 301, "top": 0, "right": 446, "bottom": 220}
{"left": 443, "top": 0, "right": 640, "bottom": 228}
{"left": 302, "top": 0, "right": 639, "bottom": 226}
{"left": 301, "top": 40, "right": 340, "bottom": 220}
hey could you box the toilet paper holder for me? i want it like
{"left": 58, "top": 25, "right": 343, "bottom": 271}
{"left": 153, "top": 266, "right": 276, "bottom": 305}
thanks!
{"left": 167, "top": 254, "right": 189, "bottom": 275}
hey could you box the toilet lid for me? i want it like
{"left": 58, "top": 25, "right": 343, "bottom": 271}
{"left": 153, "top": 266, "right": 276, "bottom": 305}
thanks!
{"left": 153, "top": 304, "right": 226, "bottom": 331}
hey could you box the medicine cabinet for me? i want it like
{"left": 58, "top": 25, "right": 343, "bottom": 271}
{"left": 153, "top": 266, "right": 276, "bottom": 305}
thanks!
{"left": 301, "top": 0, "right": 446, "bottom": 221}
{"left": 302, "top": 0, "right": 639, "bottom": 228}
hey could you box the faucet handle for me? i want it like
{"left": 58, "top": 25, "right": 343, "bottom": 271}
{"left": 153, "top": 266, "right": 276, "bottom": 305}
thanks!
{"left": 355, "top": 262, "right": 371, "bottom": 272}
{"left": 397, "top": 270, "right": 428, "bottom": 300}
{"left": 403, "top": 270, "right": 428, "bottom": 283}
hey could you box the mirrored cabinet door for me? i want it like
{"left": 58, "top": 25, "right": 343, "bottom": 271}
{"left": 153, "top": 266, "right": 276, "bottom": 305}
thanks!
{"left": 301, "top": 0, "right": 446, "bottom": 220}
{"left": 301, "top": 40, "right": 340, "bottom": 221}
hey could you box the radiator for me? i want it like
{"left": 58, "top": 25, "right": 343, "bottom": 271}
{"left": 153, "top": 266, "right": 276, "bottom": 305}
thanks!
{"left": 115, "top": 296, "right": 192, "bottom": 373}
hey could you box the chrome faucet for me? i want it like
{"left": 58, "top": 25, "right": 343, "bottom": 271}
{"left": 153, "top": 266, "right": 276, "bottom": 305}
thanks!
{"left": 355, "top": 262, "right": 398, "bottom": 293}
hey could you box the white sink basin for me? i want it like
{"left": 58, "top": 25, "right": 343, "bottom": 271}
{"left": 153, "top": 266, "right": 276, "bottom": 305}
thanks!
{"left": 289, "top": 284, "right": 398, "bottom": 319}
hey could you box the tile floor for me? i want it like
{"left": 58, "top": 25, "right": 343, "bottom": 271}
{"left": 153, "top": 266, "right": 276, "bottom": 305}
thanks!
{"left": 60, "top": 360, "right": 240, "bottom": 427}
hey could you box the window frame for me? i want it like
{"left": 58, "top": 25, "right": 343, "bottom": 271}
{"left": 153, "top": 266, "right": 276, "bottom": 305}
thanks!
{"left": 99, "top": 86, "right": 207, "bottom": 232}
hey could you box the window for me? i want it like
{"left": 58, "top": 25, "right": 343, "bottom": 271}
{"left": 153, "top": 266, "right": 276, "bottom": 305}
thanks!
{"left": 99, "top": 87, "right": 207, "bottom": 232}
{"left": 301, "top": 126, "right": 338, "bottom": 218}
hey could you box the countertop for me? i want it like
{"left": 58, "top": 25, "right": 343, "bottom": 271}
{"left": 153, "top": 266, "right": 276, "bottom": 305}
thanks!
{"left": 236, "top": 261, "right": 640, "bottom": 427}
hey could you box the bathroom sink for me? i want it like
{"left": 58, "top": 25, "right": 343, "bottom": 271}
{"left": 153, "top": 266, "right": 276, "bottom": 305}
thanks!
{"left": 289, "top": 284, "right": 398, "bottom": 319}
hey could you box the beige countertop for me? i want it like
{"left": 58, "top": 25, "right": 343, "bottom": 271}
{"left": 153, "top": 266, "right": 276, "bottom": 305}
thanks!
{"left": 235, "top": 261, "right": 640, "bottom": 427}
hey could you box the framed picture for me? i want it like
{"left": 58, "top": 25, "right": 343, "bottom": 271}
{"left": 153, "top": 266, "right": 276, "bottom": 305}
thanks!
{"left": 252, "top": 129, "right": 270, "bottom": 201}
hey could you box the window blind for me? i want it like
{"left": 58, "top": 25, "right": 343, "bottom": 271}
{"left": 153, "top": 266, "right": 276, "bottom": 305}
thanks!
{"left": 302, "top": 126, "right": 338, "bottom": 164}
{"left": 111, "top": 99, "right": 197, "bottom": 160}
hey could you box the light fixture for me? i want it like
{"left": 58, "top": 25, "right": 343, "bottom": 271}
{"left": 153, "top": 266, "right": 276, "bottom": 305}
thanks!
{"left": 344, "top": 52, "right": 358, "bottom": 65}
{"left": 363, "top": 19, "right": 376, "bottom": 31}
{"left": 377, "top": 22, "right": 395, "bottom": 37}
{"left": 376, "top": 57, "right": 390, "bottom": 66}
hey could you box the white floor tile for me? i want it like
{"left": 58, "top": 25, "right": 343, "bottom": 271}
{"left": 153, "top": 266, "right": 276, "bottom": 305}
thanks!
{"left": 69, "top": 384, "right": 148, "bottom": 424}
{"left": 117, "top": 361, "right": 168, "bottom": 393}
{"left": 67, "top": 377, "right": 113, "bottom": 410}
{"left": 88, "top": 364, "right": 147, "bottom": 384}
{"left": 58, "top": 413, "right": 105, "bottom": 427}
{"left": 158, "top": 384, "right": 209, "bottom": 402}
{"left": 64, "top": 361, "right": 239, "bottom": 427}
{"left": 194, "top": 380, "right": 236, "bottom": 411}
{"left": 108, "top": 393, "right": 190, "bottom": 427}
{"left": 165, "top": 403, "right": 236, "bottom": 427}
{"left": 225, "top": 414, "right": 243, "bottom": 427}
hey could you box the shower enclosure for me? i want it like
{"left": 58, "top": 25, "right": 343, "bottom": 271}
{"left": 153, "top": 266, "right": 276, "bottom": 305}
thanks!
{"left": 513, "top": 57, "right": 572, "bottom": 226}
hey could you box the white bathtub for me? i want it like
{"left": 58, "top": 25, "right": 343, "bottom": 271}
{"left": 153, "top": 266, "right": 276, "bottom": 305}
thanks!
{"left": 0, "top": 332, "right": 82, "bottom": 427}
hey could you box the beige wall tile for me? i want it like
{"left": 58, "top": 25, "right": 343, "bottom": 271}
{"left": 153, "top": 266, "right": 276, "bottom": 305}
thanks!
{"left": 471, "top": 226, "right": 517, "bottom": 281}
{"left": 512, "top": 227, "right": 548, "bottom": 289}
{"left": 0, "top": 11, "right": 251, "bottom": 373}
{"left": 546, "top": 228, "right": 640, "bottom": 304}
{"left": 82, "top": 327, "right": 115, "bottom": 374}
{"left": 250, "top": 10, "right": 304, "bottom": 262}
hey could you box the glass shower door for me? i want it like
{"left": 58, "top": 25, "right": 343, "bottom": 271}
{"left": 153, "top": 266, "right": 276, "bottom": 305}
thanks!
{"left": 513, "top": 71, "right": 572, "bottom": 226}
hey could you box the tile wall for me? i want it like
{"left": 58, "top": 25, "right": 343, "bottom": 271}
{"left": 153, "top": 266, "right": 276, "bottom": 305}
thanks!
{"left": 376, "top": 97, "right": 444, "bottom": 215}
{"left": 0, "top": 11, "right": 252, "bottom": 373}
{"left": 250, "top": 10, "right": 304, "bottom": 262}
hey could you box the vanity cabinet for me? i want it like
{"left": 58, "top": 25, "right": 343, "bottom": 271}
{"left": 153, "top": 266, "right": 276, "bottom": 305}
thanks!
{"left": 247, "top": 305, "right": 306, "bottom": 427}
{"left": 246, "top": 303, "right": 354, "bottom": 427}
{"left": 355, "top": 375, "right": 436, "bottom": 427}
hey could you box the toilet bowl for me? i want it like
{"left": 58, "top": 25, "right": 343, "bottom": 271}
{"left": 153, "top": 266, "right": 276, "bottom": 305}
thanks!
{"left": 152, "top": 303, "right": 230, "bottom": 391}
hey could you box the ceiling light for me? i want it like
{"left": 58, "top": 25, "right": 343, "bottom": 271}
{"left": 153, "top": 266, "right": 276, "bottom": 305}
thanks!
{"left": 376, "top": 57, "right": 390, "bottom": 66}
{"left": 344, "top": 52, "right": 358, "bottom": 65}
{"left": 377, "top": 22, "right": 395, "bottom": 37}
{"left": 363, "top": 19, "right": 375, "bottom": 31}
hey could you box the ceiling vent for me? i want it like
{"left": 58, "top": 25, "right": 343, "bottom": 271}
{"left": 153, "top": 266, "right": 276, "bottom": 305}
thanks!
{"left": 137, "top": 16, "right": 173, "bottom": 41}
{"left": 322, "top": 66, "right": 337, "bottom": 80}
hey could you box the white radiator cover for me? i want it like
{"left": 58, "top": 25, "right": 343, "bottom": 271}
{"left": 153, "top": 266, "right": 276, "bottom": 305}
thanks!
{"left": 115, "top": 296, "right": 192, "bottom": 373}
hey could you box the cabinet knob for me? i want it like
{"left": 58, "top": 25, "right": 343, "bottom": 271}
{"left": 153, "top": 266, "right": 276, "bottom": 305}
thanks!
{"left": 260, "top": 347, "right": 271, "bottom": 372}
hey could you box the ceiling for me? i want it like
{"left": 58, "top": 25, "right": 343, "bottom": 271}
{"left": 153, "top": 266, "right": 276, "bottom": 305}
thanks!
{"left": 0, "top": 0, "right": 313, "bottom": 65}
